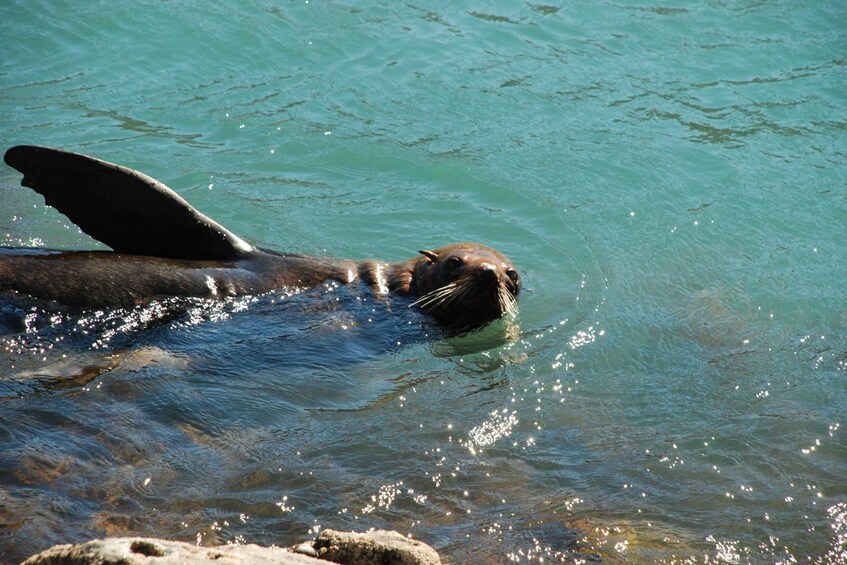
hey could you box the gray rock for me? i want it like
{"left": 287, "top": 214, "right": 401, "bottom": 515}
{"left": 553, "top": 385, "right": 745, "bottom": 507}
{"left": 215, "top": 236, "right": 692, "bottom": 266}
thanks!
{"left": 21, "top": 537, "right": 324, "bottom": 565}
{"left": 313, "top": 529, "right": 441, "bottom": 565}
{"left": 22, "top": 531, "right": 442, "bottom": 565}
{"left": 293, "top": 542, "right": 319, "bottom": 557}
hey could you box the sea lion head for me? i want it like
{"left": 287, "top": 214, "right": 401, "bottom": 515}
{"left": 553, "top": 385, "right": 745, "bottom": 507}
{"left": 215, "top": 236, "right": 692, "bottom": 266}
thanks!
{"left": 408, "top": 243, "right": 521, "bottom": 329}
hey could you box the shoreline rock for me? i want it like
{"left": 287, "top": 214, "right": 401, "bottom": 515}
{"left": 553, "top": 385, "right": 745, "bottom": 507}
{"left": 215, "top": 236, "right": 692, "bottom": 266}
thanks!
{"left": 309, "top": 529, "right": 441, "bottom": 565}
{"left": 22, "top": 529, "right": 442, "bottom": 565}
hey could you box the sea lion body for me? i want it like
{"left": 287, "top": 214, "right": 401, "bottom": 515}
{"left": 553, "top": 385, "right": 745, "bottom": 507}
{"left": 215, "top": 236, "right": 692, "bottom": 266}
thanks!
{"left": 1, "top": 145, "right": 520, "bottom": 328}
{"left": 0, "top": 248, "right": 355, "bottom": 308}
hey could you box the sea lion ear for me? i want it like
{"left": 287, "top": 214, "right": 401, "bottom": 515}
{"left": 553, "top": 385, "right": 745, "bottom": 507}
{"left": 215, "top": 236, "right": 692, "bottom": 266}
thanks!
{"left": 419, "top": 250, "right": 439, "bottom": 263}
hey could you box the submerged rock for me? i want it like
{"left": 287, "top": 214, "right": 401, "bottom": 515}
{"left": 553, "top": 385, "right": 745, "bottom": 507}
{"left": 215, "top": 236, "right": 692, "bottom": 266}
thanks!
{"left": 312, "top": 529, "right": 441, "bottom": 565}
{"left": 22, "top": 530, "right": 442, "bottom": 565}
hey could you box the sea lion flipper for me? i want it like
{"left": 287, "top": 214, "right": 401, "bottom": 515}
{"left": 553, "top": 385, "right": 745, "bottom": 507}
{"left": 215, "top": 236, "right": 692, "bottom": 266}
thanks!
{"left": 3, "top": 145, "right": 254, "bottom": 260}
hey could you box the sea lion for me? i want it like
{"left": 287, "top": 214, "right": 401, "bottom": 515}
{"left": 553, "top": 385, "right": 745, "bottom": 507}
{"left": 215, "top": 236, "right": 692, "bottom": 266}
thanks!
{"left": 1, "top": 145, "right": 520, "bottom": 329}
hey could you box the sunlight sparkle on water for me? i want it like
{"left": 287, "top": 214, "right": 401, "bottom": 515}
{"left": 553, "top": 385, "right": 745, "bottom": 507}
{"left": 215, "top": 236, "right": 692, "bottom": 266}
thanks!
{"left": 467, "top": 408, "right": 519, "bottom": 455}
{"left": 568, "top": 326, "right": 603, "bottom": 350}
{"left": 275, "top": 496, "right": 294, "bottom": 513}
{"left": 361, "top": 481, "right": 403, "bottom": 515}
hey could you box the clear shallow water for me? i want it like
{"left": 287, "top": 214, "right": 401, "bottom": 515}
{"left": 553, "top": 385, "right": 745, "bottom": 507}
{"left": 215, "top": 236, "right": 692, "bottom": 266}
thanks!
{"left": 1, "top": 1, "right": 845, "bottom": 562}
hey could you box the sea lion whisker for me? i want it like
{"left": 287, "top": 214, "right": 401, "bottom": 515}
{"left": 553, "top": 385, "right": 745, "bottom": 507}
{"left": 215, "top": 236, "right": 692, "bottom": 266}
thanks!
{"left": 412, "top": 277, "right": 476, "bottom": 313}
{"left": 499, "top": 286, "right": 518, "bottom": 317}
{"left": 451, "top": 278, "right": 476, "bottom": 304}
{"left": 441, "top": 278, "right": 475, "bottom": 307}
{"left": 411, "top": 282, "right": 460, "bottom": 310}
{"left": 412, "top": 283, "right": 457, "bottom": 306}
{"left": 506, "top": 287, "right": 517, "bottom": 313}
{"left": 432, "top": 284, "right": 468, "bottom": 310}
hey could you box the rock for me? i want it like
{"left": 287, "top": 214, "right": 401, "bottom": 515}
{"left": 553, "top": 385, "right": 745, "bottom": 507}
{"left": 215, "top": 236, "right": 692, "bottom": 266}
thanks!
{"left": 22, "top": 531, "right": 442, "bottom": 565}
{"left": 313, "top": 529, "right": 441, "bottom": 565}
{"left": 22, "top": 537, "right": 323, "bottom": 565}
{"left": 293, "top": 542, "right": 319, "bottom": 557}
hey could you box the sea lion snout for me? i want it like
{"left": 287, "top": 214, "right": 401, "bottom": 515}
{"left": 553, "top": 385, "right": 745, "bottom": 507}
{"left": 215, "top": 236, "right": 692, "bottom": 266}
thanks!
{"left": 476, "top": 262, "right": 500, "bottom": 286}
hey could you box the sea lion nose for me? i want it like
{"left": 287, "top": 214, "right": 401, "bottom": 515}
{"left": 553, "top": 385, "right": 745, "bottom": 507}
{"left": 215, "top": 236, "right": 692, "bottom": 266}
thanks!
{"left": 477, "top": 262, "right": 499, "bottom": 285}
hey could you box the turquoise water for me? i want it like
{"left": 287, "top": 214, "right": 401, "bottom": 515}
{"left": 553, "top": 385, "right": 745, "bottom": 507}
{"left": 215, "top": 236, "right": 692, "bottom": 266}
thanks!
{"left": 2, "top": 0, "right": 846, "bottom": 562}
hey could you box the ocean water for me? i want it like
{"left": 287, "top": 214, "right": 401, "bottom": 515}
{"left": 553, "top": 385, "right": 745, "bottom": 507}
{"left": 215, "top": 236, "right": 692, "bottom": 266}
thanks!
{"left": 1, "top": 0, "right": 845, "bottom": 562}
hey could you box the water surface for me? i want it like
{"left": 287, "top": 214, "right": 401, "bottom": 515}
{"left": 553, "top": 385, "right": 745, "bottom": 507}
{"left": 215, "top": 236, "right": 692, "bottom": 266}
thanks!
{"left": 1, "top": 1, "right": 846, "bottom": 562}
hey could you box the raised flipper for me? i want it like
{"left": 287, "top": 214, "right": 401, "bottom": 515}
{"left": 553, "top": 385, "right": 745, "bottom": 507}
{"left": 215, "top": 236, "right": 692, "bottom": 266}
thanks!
{"left": 3, "top": 145, "right": 255, "bottom": 260}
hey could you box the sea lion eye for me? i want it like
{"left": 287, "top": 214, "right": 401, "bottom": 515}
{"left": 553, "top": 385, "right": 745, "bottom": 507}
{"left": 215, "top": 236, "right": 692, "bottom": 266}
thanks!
{"left": 506, "top": 268, "right": 519, "bottom": 283}
{"left": 445, "top": 256, "right": 463, "bottom": 270}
